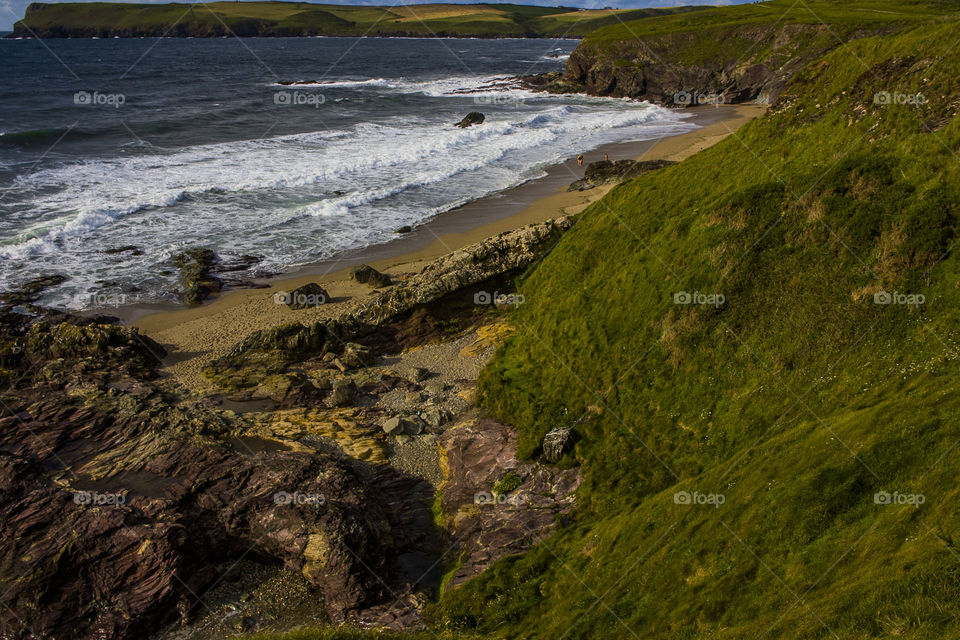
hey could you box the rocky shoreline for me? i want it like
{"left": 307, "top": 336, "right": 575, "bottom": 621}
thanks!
{"left": 0, "top": 217, "right": 581, "bottom": 640}
{"left": 518, "top": 21, "right": 901, "bottom": 106}
{"left": 0, "top": 97, "right": 765, "bottom": 640}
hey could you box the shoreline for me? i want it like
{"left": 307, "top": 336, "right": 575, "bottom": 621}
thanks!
{"left": 133, "top": 103, "right": 765, "bottom": 391}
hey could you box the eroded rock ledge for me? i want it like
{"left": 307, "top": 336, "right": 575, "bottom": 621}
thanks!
{"left": 203, "top": 216, "right": 573, "bottom": 391}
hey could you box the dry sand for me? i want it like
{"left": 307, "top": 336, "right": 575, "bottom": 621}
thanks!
{"left": 134, "top": 104, "right": 766, "bottom": 392}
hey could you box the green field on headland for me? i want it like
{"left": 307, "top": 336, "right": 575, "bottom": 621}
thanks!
{"left": 11, "top": 2, "right": 703, "bottom": 38}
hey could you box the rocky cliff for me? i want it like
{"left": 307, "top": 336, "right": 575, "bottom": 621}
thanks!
{"left": 558, "top": 3, "right": 914, "bottom": 104}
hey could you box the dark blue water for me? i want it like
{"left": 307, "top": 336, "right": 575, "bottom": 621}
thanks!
{"left": 0, "top": 37, "right": 692, "bottom": 309}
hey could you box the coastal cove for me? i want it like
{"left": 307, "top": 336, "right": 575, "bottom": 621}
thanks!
{"left": 133, "top": 104, "right": 763, "bottom": 392}
{"left": 0, "top": 36, "right": 696, "bottom": 311}
{"left": 6, "top": 0, "right": 960, "bottom": 637}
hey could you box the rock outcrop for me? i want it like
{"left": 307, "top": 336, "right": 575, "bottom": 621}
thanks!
{"left": 204, "top": 217, "right": 573, "bottom": 390}
{"left": 542, "top": 427, "right": 573, "bottom": 462}
{"left": 351, "top": 216, "right": 572, "bottom": 327}
{"left": 455, "top": 112, "right": 485, "bottom": 128}
{"left": 563, "top": 23, "right": 844, "bottom": 104}
{"left": 518, "top": 19, "right": 903, "bottom": 105}
{"left": 349, "top": 264, "right": 392, "bottom": 289}
{"left": 172, "top": 247, "right": 221, "bottom": 306}
{"left": 0, "top": 274, "right": 68, "bottom": 309}
{"left": 437, "top": 418, "right": 580, "bottom": 588}
{"left": 284, "top": 282, "right": 330, "bottom": 309}
{"left": 0, "top": 312, "right": 432, "bottom": 639}
{"left": 517, "top": 71, "right": 585, "bottom": 95}
{"left": 568, "top": 158, "right": 675, "bottom": 191}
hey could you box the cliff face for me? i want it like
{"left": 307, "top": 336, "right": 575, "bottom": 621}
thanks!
{"left": 563, "top": 20, "right": 900, "bottom": 104}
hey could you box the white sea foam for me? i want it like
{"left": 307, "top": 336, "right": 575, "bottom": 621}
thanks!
{"left": 0, "top": 76, "right": 694, "bottom": 309}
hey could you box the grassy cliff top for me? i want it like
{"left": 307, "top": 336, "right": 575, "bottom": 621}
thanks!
{"left": 571, "top": 0, "right": 960, "bottom": 71}
{"left": 12, "top": 2, "right": 704, "bottom": 38}
{"left": 585, "top": 0, "right": 956, "bottom": 42}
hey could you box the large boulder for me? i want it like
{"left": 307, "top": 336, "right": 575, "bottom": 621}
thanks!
{"left": 542, "top": 427, "right": 573, "bottom": 463}
{"left": 172, "top": 247, "right": 221, "bottom": 306}
{"left": 455, "top": 112, "right": 485, "bottom": 128}
{"left": 330, "top": 378, "right": 358, "bottom": 407}
{"left": 349, "top": 265, "right": 392, "bottom": 289}
{"left": 283, "top": 282, "right": 329, "bottom": 310}
{"left": 568, "top": 159, "right": 676, "bottom": 191}
{"left": 340, "top": 342, "right": 375, "bottom": 368}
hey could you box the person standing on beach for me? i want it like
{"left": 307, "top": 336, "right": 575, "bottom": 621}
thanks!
{"left": 577, "top": 153, "right": 584, "bottom": 167}
{"left": 604, "top": 153, "right": 610, "bottom": 162}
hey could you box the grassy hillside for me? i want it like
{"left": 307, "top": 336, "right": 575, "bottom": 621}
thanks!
{"left": 11, "top": 2, "right": 703, "bottom": 38}
{"left": 582, "top": 0, "right": 953, "bottom": 46}
{"left": 452, "top": 14, "right": 960, "bottom": 640}
{"left": 564, "top": 0, "right": 960, "bottom": 102}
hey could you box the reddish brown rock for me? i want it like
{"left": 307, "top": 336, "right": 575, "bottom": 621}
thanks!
{"left": 0, "top": 315, "right": 430, "bottom": 640}
{"left": 437, "top": 417, "right": 580, "bottom": 589}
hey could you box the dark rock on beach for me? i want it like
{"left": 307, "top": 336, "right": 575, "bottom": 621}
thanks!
{"left": 172, "top": 247, "right": 221, "bottom": 306}
{"left": 568, "top": 159, "right": 676, "bottom": 191}
{"left": 455, "top": 112, "right": 485, "bottom": 128}
{"left": 349, "top": 264, "right": 392, "bottom": 289}
{"left": 0, "top": 274, "right": 68, "bottom": 308}
{"left": 285, "top": 282, "right": 330, "bottom": 310}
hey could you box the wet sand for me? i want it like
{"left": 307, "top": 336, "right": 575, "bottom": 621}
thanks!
{"left": 133, "top": 104, "right": 766, "bottom": 392}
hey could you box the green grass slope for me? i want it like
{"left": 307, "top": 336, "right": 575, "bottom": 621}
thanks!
{"left": 11, "top": 2, "right": 703, "bottom": 38}
{"left": 439, "top": 16, "right": 960, "bottom": 640}
{"left": 581, "top": 0, "right": 954, "bottom": 48}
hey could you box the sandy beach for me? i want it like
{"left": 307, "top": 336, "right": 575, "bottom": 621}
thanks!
{"left": 133, "top": 104, "right": 766, "bottom": 392}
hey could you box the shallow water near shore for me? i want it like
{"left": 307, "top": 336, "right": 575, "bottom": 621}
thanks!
{"left": 0, "top": 36, "right": 694, "bottom": 309}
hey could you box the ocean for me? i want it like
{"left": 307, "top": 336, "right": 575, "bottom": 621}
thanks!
{"left": 0, "top": 36, "right": 694, "bottom": 309}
